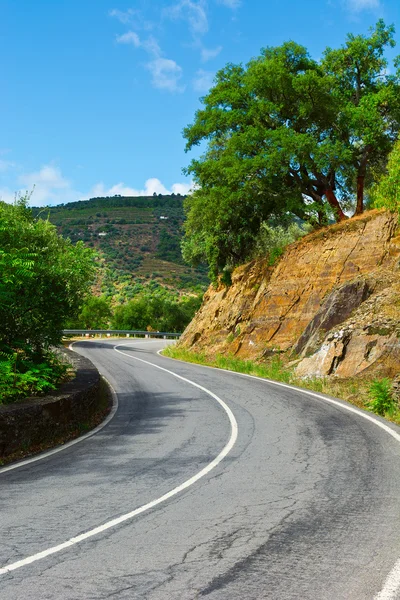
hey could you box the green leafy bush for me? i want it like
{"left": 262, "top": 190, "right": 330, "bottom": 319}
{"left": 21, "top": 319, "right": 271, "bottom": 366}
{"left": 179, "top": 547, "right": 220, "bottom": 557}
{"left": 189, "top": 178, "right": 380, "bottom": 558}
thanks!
{"left": 367, "top": 378, "right": 396, "bottom": 416}
{"left": 0, "top": 195, "right": 95, "bottom": 403}
{"left": 0, "top": 195, "right": 96, "bottom": 352}
{"left": 0, "top": 351, "right": 69, "bottom": 404}
{"left": 255, "top": 222, "right": 312, "bottom": 265}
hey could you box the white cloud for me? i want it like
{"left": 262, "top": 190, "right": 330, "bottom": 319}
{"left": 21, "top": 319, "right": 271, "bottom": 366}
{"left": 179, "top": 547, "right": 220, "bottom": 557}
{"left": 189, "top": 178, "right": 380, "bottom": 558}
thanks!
{"left": 0, "top": 159, "right": 15, "bottom": 173}
{"left": 17, "top": 165, "right": 82, "bottom": 206}
{"left": 112, "top": 16, "right": 183, "bottom": 92}
{"left": 90, "top": 178, "right": 193, "bottom": 197}
{"left": 0, "top": 188, "right": 16, "bottom": 203}
{"left": 116, "top": 31, "right": 141, "bottom": 46}
{"left": 147, "top": 58, "right": 185, "bottom": 92}
{"left": 217, "top": 0, "right": 241, "bottom": 7}
{"left": 109, "top": 8, "right": 137, "bottom": 24}
{"left": 193, "top": 69, "right": 214, "bottom": 92}
{"left": 345, "top": 0, "right": 380, "bottom": 10}
{"left": 142, "top": 36, "right": 162, "bottom": 56}
{"left": 171, "top": 182, "right": 194, "bottom": 195}
{"left": 1, "top": 163, "right": 193, "bottom": 206}
{"left": 166, "top": 0, "right": 208, "bottom": 37}
{"left": 201, "top": 45, "right": 222, "bottom": 62}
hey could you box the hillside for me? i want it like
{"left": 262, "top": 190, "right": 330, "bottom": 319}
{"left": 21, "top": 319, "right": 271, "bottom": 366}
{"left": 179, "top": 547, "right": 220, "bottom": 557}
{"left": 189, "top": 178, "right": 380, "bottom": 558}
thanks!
{"left": 179, "top": 210, "right": 400, "bottom": 381}
{"left": 33, "top": 195, "right": 208, "bottom": 302}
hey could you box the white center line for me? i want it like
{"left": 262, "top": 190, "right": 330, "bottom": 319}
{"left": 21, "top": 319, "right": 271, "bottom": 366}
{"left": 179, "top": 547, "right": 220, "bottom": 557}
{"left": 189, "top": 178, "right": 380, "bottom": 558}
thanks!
{"left": 0, "top": 342, "right": 238, "bottom": 576}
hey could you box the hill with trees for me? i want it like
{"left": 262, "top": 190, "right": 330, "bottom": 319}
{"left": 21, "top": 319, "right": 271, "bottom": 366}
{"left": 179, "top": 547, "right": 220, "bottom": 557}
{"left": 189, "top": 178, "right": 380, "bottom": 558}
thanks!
{"left": 33, "top": 194, "right": 208, "bottom": 304}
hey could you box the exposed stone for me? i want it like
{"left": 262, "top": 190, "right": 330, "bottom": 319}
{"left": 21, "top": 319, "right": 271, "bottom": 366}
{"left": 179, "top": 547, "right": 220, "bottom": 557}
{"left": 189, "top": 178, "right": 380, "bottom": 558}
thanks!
{"left": 392, "top": 375, "right": 400, "bottom": 406}
{"left": 295, "top": 279, "right": 371, "bottom": 356}
{"left": 179, "top": 210, "right": 400, "bottom": 380}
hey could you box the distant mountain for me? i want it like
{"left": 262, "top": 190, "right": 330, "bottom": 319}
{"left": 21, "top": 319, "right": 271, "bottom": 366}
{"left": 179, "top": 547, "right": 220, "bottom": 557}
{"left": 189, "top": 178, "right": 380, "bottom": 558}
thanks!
{"left": 33, "top": 195, "right": 208, "bottom": 302}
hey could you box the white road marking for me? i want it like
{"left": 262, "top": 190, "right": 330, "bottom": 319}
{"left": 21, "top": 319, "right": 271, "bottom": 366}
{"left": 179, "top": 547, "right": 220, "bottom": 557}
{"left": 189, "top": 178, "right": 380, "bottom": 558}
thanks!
{"left": 158, "top": 349, "right": 400, "bottom": 600}
{"left": 0, "top": 339, "right": 162, "bottom": 474}
{"left": 0, "top": 341, "right": 238, "bottom": 576}
{"left": 374, "top": 558, "right": 400, "bottom": 600}
{"left": 158, "top": 352, "right": 400, "bottom": 444}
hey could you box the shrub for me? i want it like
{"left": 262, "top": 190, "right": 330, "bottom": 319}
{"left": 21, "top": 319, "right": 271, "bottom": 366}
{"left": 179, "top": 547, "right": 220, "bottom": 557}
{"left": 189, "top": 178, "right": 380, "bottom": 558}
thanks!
{"left": 0, "top": 350, "right": 68, "bottom": 404}
{"left": 367, "top": 378, "right": 396, "bottom": 416}
{"left": 255, "top": 222, "right": 311, "bottom": 265}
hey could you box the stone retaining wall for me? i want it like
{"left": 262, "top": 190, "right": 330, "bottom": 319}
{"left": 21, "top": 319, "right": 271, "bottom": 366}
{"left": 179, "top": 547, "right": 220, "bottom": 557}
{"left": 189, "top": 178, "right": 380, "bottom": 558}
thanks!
{"left": 0, "top": 348, "right": 107, "bottom": 460}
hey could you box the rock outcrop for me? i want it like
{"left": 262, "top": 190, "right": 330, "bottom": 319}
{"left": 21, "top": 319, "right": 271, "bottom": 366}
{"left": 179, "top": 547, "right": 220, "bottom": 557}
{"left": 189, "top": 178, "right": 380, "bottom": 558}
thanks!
{"left": 179, "top": 210, "right": 400, "bottom": 379}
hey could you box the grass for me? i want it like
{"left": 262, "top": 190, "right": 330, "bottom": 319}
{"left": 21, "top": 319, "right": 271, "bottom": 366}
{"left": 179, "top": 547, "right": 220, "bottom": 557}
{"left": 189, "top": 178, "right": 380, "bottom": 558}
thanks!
{"left": 162, "top": 346, "right": 400, "bottom": 425}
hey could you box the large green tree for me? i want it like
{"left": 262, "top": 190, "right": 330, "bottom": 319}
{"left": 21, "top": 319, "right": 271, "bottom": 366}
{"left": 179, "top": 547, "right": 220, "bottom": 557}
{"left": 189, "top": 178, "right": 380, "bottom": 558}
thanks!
{"left": 0, "top": 197, "right": 96, "bottom": 354}
{"left": 183, "top": 21, "right": 400, "bottom": 277}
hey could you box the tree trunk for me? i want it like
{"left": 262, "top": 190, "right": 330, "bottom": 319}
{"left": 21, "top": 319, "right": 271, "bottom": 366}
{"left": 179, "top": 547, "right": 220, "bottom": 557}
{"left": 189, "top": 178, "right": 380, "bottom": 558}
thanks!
{"left": 355, "top": 175, "right": 364, "bottom": 215}
{"left": 324, "top": 189, "right": 347, "bottom": 222}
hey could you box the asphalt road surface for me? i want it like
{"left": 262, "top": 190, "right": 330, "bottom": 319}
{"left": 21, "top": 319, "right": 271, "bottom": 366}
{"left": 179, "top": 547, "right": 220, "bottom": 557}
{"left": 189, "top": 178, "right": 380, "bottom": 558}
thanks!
{"left": 1, "top": 339, "right": 400, "bottom": 600}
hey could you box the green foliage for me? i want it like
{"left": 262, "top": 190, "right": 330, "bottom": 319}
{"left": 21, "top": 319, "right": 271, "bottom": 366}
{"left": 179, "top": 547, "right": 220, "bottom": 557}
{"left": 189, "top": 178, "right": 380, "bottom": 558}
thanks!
{"left": 0, "top": 350, "right": 68, "bottom": 404}
{"left": 156, "top": 229, "right": 183, "bottom": 263}
{"left": 70, "top": 295, "right": 112, "bottom": 329}
{"left": 373, "top": 138, "right": 400, "bottom": 212}
{"left": 183, "top": 21, "right": 400, "bottom": 277}
{"left": 0, "top": 196, "right": 96, "bottom": 352}
{"left": 35, "top": 194, "right": 209, "bottom": 296}
{"left": 163, "top": 346, "right": 292, "bottom": 382}
{"left": 112, "top": 291, "right": 202, "bottom": 332}
{"left": 367, "top": 378, "right": 396, "bottom": 416}
{"left": 255, "top": 222, "right": 311, "bottom": 266}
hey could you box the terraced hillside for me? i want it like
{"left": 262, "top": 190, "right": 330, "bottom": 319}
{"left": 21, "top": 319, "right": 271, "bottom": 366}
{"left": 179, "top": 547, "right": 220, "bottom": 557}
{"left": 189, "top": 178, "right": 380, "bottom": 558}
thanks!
{"left": 33, "top": 195, "right": 208, "bottom": 302}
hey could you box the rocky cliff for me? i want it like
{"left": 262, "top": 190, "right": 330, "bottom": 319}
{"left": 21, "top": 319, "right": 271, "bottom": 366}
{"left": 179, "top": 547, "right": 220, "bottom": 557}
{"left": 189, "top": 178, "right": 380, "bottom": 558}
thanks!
{"left": 179, "top": 210, "right": 400, "bottom": 379}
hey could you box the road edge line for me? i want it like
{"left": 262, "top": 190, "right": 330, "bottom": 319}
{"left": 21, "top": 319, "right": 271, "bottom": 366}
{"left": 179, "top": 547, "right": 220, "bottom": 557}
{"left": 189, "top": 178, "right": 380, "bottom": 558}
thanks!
{"left": 0, "top": 343, "right": 118, "bottom": 474}
{"left": 156, "top": 348, "right": 400, "bottom": 600}
{"left": 0, "top": 342, "right": 238, "bottom": 576}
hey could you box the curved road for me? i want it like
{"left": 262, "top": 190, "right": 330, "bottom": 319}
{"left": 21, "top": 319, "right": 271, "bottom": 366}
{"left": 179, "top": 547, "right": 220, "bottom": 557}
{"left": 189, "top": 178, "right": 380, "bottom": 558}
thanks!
{"left": 1, "top": 339, "right": 400, "bottom": 600}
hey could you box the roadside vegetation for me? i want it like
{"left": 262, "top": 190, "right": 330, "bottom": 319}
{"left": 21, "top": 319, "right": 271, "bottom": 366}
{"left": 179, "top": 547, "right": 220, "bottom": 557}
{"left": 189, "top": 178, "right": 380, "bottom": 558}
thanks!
{"left": 68, "top": 289, "right": 202, "bottom": 333}
{"left": 0, "top": 196, "right": 96, "bottom": 404}
{"left": 162, "top": 347, "right": 400, "bottom": 425}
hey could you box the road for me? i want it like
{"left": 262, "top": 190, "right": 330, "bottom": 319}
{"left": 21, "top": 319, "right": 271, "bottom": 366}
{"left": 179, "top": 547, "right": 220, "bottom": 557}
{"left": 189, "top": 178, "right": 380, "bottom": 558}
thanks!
{"left": 1, "top": 339, "right": 400, "bottom": 600}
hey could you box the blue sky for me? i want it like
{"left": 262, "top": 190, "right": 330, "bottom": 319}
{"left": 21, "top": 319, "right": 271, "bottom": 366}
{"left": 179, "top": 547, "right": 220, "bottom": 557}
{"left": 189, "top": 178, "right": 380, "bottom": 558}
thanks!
{"left": 1, "top": 0, "right": 399, "bottom": 206}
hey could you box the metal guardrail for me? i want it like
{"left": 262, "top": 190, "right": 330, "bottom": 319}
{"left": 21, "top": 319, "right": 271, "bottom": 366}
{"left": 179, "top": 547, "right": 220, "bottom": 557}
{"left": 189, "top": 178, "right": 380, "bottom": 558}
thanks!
{"left": 62, "top": 329, "right": 181, "bottom": 339}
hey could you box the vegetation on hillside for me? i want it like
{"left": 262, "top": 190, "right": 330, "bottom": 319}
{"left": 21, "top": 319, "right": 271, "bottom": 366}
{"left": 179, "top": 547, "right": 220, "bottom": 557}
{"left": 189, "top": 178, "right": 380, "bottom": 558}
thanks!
{"left": 0, "top": 196, "right": 96, "bottom": 403}
{"left": 182, "top": 21, "right": 400, "bottom": 278}
{"left": 35, "top": 194, "right": 209, "bottom": 302}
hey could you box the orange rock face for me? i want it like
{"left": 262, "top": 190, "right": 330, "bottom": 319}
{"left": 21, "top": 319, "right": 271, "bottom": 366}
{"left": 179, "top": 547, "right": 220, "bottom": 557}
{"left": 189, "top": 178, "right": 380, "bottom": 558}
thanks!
{"left": 179, "top": 210, "right": 400, "bottom": 377}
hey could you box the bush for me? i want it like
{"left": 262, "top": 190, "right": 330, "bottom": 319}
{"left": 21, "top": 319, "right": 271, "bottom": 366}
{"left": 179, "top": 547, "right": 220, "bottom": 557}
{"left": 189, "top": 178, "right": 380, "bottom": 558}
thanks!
{"left": 367, "top": 378, "right": 396, "bottom": 416}
{"left": 255, "top": 222, "right": 311, "bottom": 265}
{"left": 0, "top": 195, "right": 96, "bottom": 352}
{"left": 0, "top": 350, "right": 68, "bottom": 404}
